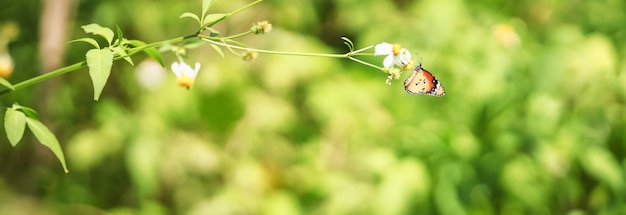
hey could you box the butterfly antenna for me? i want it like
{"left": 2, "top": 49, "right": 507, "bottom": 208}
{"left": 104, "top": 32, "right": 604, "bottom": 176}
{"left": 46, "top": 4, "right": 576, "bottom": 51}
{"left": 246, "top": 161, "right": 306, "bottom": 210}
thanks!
{"left": 414, "top": 52, "right": 424, "bottom": 66}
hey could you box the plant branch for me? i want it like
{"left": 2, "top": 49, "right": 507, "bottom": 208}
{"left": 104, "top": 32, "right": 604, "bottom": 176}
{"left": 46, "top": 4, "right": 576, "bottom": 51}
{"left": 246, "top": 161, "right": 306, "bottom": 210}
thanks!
{"left": 200, "top": 35, "right": 348, "bottom": 58}
{"left": 0, "top": 33, "right": 198, "bottom": 96}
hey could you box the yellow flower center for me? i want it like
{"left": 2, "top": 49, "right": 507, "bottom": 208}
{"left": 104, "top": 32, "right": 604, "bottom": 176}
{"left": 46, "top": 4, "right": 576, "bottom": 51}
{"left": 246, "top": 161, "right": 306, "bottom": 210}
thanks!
{"left": 176, "top": 75, "right": 194, "bottom": 89}
{"left": 392, "top": 44, "right": 402, "bottom": 56}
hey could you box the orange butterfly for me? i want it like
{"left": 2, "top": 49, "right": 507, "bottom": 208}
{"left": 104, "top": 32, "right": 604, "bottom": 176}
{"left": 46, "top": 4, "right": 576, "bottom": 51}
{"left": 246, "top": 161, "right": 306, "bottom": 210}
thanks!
{"left": 403, "top": 63, "right": 445, "bottom": 96}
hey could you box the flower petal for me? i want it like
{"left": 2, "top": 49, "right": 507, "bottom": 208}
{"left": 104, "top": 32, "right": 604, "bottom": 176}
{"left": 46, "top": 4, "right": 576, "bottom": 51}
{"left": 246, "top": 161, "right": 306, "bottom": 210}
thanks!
{"left": 374, "top": 42, "right": 392, "bottom": 56}
{"left": 171, "top": 62, "right": 181, "bottom": 77}
{"left": 392, "top": 49, "right": 412, "bottom": 66}
{"left": 188, "top": 62, "right": 200, "bottom": 79}
{"left": 383, "top": 54, "right": 394, "bottom": 68}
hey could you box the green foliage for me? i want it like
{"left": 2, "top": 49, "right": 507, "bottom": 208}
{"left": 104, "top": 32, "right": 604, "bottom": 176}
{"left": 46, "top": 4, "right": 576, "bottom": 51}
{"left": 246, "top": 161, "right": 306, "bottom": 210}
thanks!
{"left": 179, "top": 12, "right": 201, "bottom": 25}
{"left": 4, "top": 106, "right": 25, "bottom": 146}
{"left": 202, "top": 13, "right": 227, "bottom": 26}
{"left": 126, "top": 40, "right": 164, "bottom": 67}
{"left": 209, "top": 43, "right": 224, "bottom": 58}
{"left": 67, "top": 38, "right": 100, "bottom": 49}
{"left": 3, "top": 104, "right": 67, "bottom": 172}
{"left": 81, "top": 23, "right": 115, "bottom": 47}
{"left": 86, "top": 48, "right": 114, "bottom": 101}
{"left": 25, "top": 117, "right": 68, "bottom": 173}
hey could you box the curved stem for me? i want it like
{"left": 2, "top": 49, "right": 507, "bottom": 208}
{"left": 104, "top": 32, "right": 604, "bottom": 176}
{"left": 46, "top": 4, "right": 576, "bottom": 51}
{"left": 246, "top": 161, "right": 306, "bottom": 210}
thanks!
{"left": 221, "top": 31, "right": 252, "bottom": 40}
{"left": 200, "top": 35, "right": 348, "bottom": 58}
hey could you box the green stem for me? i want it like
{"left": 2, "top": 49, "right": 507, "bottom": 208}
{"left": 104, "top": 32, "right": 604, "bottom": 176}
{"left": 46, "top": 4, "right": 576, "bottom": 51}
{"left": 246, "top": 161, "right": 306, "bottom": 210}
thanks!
{"left": 229, "top": 0, "right": 263, "bottom": 17}
{"left": 350, "top": 45, "right": 374, "bottom": 56}
{"left": 348, "top": 56, "right": 384, "bottom": 70}
{"left": 0, "top": 61, "right": 87, "bottom": 96}
{"left": 201, "top": 0, "right": 263, "bottom": 31}
{"left": 200, "top": 35, "right": 348, "bottom": 58}
{"left": 221, "top": 31, "right": 252, "bottom": 40}
{"left": 200, "top": 35, "right": 384, "bottom": 71}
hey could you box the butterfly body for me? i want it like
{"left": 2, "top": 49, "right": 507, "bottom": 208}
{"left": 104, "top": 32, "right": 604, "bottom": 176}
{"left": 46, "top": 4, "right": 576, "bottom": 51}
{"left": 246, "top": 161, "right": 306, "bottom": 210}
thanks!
{"left": 403, "top": 64, "right": 445, "bottom": 96}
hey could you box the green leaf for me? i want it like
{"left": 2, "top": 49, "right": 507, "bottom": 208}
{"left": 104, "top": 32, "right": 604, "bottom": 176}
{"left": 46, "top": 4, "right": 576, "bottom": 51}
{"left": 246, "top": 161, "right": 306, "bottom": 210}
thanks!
{"left": 202, "top": 0, "right": 214, "bottom": 18}
{"left": 209, "top": 44, "right": 224, "bottom": 58}
{"left": 114, "top": 25, "right": 124, "bottom": 46}
{"left": 111, "top": 46, "right": 134, "bottom": 66}
{"left": 12, "top": 104, "right": 38, "bottom": 120}
{"left": 25, "top": 117, "right": 68, "bottom": 173}
{"left": 124, "top": 40, "right": 164, "bottom": 67}
{"left": 125, "top": 39, "right": 146, "bottom": 47}
{"left": 180, "top": 12, "right": 201, "bottom": 25}
{"left": 81, "top": 23, "right": 114, "bottom": 46}
{"left": 158, "top": 42, "right": 174, "bottom": 52}
{"left": 208, "top": 30, "right": 221, "bottom": 37}
{"left": 5, "top": 107, "right": 26, "bottom": 147}
{"left": 580, "top": 147, "right": 624, "bottom": 192}
{"left": 143, "top": 47, "right": 164, "bottom": 67}
{"left": 67, "top": 38, "right": 100, "bottom": 49}
{"left": 182, "top": 39, "right": 206, "bottom": 49}
{"left": 224, "top": 39, "right": 247, "bottom": 48}
{"left": 0, "top": 76, "right": 14, "bottom": 90}
{"left": 86, "top": 48, "right": 114, "bottom": 101}
{"left": 202, "top": 13, "right": 228, "bottom": 26}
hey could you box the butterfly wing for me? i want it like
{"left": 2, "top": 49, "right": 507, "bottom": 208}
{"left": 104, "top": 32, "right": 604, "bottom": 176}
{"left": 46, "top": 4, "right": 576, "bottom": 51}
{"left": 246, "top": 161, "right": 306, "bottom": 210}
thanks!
{"left": 403, "top": 65, "right": 445, "bottom": 96}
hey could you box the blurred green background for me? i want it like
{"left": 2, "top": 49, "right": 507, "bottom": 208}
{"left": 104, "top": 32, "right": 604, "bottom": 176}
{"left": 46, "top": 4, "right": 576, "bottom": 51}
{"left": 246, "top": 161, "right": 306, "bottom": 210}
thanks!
{"left": 1, "top": 0, "right": 626, "bottom": 214}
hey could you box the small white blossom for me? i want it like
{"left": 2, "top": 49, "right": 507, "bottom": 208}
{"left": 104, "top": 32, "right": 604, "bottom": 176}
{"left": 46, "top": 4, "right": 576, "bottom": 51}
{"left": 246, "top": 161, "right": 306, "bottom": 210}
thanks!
{"left": 171, "top": 61, "right": 200, "bottom": 89}
{"left": 374, "top": 42, "right": 411, "bottom": 68}
{"left": 136, "top": 59, "right": 166, "bottom": 90}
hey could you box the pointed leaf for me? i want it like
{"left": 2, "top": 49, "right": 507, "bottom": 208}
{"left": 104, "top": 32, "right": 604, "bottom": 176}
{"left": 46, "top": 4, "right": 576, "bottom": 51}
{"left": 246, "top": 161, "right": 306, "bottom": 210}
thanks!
{"left": 202, "top": 13, "right": 228, "bottom": 26}
{"left": 81, "top": 23, "right": 114, "bottom": 46}
{"left": 68, "top": 38, "right": 100, "bottom": 49}
{"left": 158, "top": 42, "right": 174, "bottom": 52}
{"left": 209, "top": 44, "right": 224, "bottom": 58}
{"left": 202, "top": 0, "right": 214, "bottom": 18}
{"left": 114, "top": 25, "right": 124, "bottom": 46}
{"left": 125, "top": 39, "right": 146, "bottom": 48}
{"left": 0, "top": 76, "right": 14, "bottom": 90}
{"left": 25, "top": 117, "right": 68, "bottom": 173}
{"left": 143, "top": 47, "right": 164, "bottom": 67}
{"left": 180, "top": 12, "right": 201, "bottom": 25}
{"left": 111, "top": 46, "right": 134, "bottom": 66}
{"left": 13, "top": 104, "right": 38, "bottom": 120}
{"left": 224, "top": 39, "right": 247, "bottom": 48}
{"left": 86, "top": 48, "right": 114, "bottom": 101}
{"left": 208, "top": 30, "right": 221, "bottom": 37}
{"left": 5, "top": 107, "right": 25, "bottom": 146}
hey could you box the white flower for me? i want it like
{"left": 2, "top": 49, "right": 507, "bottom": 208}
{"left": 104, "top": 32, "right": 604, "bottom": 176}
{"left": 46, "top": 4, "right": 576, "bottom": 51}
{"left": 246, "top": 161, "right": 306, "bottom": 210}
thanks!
{"left": 171, "top": 61, "right": 200, "bottom": 89}
{"left": 136, "top": 59, "right": 166, "bottom": 90}
{"left": 374, "top": 42, "right": 411, "bottom": 68}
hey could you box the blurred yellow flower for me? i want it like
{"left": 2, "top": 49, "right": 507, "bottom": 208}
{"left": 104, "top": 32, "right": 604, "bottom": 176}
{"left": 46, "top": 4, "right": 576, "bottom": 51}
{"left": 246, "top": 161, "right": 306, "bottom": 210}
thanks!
{"left": 0, "top": 52, "right": 14, "bottom": 78}
{"left": 171, "top": 61, "right": 200, "bottom": 89}
{"left": 374, "top": 42, "right": 411, "bottom": 68}
{"left": 494, "top": 24, "right": 521, "bottom": 49}
{"left": 243, "top": 50, "right": 258, "bottom": 62}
